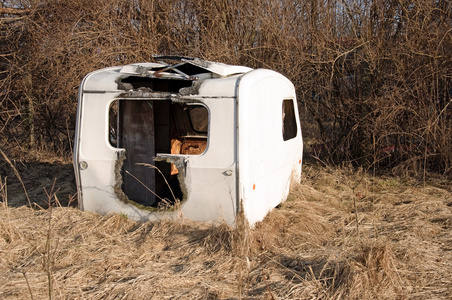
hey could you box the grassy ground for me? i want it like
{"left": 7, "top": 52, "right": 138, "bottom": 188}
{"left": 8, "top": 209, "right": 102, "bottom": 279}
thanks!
{"left": 0, "top": 160, "right": 451, "bottom": 299}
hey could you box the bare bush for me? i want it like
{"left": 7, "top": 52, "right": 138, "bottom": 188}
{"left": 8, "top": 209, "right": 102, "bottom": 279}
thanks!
{"left": 0, "top": 0, "right": 451, "bottom": 173}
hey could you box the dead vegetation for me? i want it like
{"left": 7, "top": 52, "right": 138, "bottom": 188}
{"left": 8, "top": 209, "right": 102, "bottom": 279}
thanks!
{"left": 1, "top": 163, "right": 450, "bottom": 299}
{"left": 1, "top": 0, "right": 451, "bottom": 173}
{"left": 0, "top": 1, "right": 451, "bottom": 298}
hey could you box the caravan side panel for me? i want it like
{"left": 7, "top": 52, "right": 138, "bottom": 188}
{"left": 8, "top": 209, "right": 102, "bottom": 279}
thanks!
{"left": 237, "top": 70, "right": 303, "bottom": 226}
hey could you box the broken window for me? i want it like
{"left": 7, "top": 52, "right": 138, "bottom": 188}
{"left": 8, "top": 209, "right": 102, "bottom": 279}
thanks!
{"left": 108, "top": 99, "right": 208, "bottom": 208}
{"left": 282, "top": 99, "right": 297, "bottom": 141}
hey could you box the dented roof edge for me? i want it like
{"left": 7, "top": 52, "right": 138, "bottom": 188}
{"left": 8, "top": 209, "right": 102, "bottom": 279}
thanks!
{"left": 152, "top": 55, "right": 253, "bottom": 76}
{"left": 182, "top": 58, "right": 252, "bottom": 77}
{"left": 80, "top": 58, "right": 253, "bottom": 94}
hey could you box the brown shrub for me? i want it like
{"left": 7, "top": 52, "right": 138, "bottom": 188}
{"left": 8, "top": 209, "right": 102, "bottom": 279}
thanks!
{"left": 1, "top": 0, "right": 451, "bottom": 173}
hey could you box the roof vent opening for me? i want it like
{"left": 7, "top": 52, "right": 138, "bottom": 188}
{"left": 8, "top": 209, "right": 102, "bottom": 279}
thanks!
{"left": 119, "top": 76, "right": 194, "bottom": 93}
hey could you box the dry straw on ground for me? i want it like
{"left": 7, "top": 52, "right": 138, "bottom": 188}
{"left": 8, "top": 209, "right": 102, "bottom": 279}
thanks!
{"left": 1, "top": 164, "right": 451, "bottom": 299}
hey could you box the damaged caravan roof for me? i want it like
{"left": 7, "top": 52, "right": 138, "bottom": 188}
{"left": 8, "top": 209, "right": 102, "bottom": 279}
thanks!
{"left": 74, "top": 57, "right": 303, "bottom": 226}
{"left": 82, "top": 56, "right": 253, "bottom": 92}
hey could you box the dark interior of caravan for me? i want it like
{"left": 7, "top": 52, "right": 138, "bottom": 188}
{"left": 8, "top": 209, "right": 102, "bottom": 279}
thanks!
{"left": 109, "top": 99, "right": 208, "bottom": 208}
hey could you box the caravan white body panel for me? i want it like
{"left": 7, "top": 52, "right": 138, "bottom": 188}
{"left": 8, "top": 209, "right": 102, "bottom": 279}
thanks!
{"left": 237, "top": 70, "right": 303, "bottom": 225}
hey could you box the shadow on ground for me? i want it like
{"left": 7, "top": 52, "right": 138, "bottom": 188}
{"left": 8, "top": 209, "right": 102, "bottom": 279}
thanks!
{"left": 1, "top": 159, "right": 77, "bottom": 208}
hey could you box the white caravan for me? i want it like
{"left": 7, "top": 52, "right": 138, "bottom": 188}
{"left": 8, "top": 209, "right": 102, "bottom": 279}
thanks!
{"left": 73, "top": 56, "right": 303, "bottom": 226}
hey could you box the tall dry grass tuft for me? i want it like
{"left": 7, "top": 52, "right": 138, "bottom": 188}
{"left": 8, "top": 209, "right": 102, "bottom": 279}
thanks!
{"left": 332, "top": 240, "right": 403, "bottom": 299}
{"left": 0, "top": 149, "right": 32, "bottom": 207}
{"left": 0, "top": 176, "right": 22, "bottom": 244}
{"left": 199, "top": 223, "right": 235, "bottom": 253}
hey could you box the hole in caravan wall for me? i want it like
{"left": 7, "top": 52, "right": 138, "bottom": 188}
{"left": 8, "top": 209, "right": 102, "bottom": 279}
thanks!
{"left": 108, "top": 99, "right": 208, "bottom": 208}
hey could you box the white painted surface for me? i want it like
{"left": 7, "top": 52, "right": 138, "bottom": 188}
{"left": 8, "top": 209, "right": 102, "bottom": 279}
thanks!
{"left": 237, "top": 70, "right": 303, "bottom": 225}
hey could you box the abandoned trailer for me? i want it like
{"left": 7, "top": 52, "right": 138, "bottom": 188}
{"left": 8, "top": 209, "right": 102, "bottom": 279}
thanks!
{"left": 73, "top": 56, "right": 303, "bottom": 226}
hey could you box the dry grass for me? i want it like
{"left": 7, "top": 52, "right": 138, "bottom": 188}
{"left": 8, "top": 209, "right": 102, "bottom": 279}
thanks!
{"left": 1, "top": 163, "right": 451, "bottom": 299}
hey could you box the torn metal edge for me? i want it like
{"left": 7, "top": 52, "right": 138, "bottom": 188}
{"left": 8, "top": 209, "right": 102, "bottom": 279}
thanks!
{"left": 113, "top": 150, "right": 184, "bottom": 212}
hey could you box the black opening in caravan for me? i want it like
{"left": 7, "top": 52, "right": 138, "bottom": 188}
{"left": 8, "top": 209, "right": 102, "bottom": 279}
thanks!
{"left": 109, "top": 99, "right": 208, "bottom": 208}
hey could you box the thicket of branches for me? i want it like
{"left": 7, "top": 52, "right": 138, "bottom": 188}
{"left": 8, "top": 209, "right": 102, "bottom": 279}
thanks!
{"left": 1, "top": 0, "right": 451, "bottom": 174}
